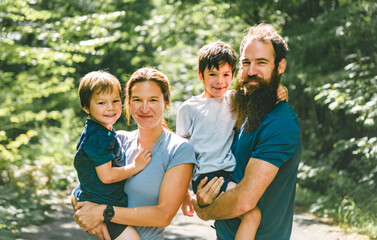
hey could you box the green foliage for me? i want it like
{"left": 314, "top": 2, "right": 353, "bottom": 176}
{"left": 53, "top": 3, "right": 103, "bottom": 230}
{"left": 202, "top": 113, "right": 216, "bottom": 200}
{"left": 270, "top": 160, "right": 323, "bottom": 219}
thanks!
{"left": 0, "top": 0, "right": 153, "bottom": 233}
{"left": 136, "top": 0, "right": 250, "bottom": 129}
{"left": 0, "top": 181, "right": 51, "bottom": 237}
{"left": 278, "top": 0, "right": 377, "bottom": 237}
{"left": 1, "top": 0, "right": 376, "bottom": 238}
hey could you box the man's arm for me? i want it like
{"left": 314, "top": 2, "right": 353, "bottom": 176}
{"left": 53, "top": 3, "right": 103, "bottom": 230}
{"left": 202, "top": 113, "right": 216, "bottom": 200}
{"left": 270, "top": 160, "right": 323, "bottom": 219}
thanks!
{"left": 193, "top": 158, "right": 279, "bottom": 221}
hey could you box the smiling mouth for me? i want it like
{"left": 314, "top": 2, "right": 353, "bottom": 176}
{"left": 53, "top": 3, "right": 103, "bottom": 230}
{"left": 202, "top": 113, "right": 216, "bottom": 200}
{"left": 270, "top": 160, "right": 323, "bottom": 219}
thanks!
{"left": 247, "top": 80, "right": 259, "bottom": 85}
{"left": 213, "top": 86, "right": 225, "bottom": 91}
{"left": 244, "top": 76, "right": 263, "bottom": 86}
{"left": 139, "top": 115, "right": 152, "bottom": 119}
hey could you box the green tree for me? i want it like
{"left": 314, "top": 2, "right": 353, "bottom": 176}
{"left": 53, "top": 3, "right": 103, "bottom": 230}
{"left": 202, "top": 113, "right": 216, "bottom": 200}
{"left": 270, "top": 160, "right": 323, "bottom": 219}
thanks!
{"left": 0, "top": 0, "right": 153, "bottom": 236}
{"left": 244, "top": 0, "right": 377, "bottom": 235}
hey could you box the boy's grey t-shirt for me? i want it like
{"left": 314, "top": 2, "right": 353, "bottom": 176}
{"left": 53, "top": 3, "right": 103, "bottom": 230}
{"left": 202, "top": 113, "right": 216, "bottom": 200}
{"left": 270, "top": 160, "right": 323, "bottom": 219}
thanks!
{"left": 117, "top": 129, "right": 196, "bottom": 240}
{"left": 176, "top": 91, "right": 236, "bottom": 180}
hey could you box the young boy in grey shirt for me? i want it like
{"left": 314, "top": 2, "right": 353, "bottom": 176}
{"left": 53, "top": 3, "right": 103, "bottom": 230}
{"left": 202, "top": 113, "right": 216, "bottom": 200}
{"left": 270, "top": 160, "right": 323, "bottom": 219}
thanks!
{"left": 177, "top": 42, "right": 287, "bottom": 240}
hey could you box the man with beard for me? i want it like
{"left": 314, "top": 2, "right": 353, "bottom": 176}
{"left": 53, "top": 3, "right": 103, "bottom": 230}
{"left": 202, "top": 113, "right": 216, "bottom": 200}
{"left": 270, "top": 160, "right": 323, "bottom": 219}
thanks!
{"left": 192, "top": 23, "right": 302, "bottom": 240}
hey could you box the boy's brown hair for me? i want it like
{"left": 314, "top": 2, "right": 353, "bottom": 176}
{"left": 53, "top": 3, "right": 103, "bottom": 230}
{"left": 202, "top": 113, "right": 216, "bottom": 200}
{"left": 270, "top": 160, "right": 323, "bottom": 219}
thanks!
{"left": 78, "top": 70, "right": 121, "bottom": 110}
{"left": 198, "top": 41, "right": 237, "bottom": 77}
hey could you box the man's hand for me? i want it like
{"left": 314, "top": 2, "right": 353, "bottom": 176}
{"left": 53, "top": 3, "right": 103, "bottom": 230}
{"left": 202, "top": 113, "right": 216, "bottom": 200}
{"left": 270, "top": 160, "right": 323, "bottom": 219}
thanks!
{"left": 195, "top": 177, "right": 224, "bottom": 207}
{"left": 87, "top": 223, "right": 111, "bottom": 240}
{"left": 73, "top": 201, "right": 104, "bottom": 231}
{"left": 191, "top": 197, "right": 208, "bottom": 220}
{"left": 180, "top": 190, "right": 195, "bottom": 217}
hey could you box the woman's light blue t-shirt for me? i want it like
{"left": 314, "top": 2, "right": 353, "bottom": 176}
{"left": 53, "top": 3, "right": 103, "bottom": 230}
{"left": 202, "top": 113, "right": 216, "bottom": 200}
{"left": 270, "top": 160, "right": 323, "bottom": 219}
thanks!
{"left": 117, "top": 129, "right": 196, "bottom": 240}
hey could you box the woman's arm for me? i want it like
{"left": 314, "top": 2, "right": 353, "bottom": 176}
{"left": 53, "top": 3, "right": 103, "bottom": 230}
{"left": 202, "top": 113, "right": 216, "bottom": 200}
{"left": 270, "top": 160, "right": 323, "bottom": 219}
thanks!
{"left": 74, "top": 163, "right": 193, "bottom": 230}
{"left": 71, "top": 191, "right": 111, "bottom": 240}
{"left": 96, "top": 149, "right": 151, "bottom": 184}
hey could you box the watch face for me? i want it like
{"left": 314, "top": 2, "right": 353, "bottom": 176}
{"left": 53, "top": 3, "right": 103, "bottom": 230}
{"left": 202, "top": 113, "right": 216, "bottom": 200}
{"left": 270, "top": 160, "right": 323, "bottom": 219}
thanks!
{"left": 104, "top": 205, "right": 114, "bottom": 222}
{"left": 105, "top": 209, "right": 114, "bottom": 217}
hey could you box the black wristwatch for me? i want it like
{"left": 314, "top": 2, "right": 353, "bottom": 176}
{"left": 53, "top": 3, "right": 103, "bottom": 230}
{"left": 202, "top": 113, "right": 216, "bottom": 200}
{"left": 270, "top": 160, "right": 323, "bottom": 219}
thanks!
{"left": 103, "top": 205, "right": 114, "bottom": 224}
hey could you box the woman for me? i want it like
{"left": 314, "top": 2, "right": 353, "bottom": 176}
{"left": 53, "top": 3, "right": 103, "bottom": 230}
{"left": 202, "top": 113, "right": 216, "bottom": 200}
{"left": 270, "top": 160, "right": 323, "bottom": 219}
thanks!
{"left": 73, "top": 67, "right": 196, "bottom": 240}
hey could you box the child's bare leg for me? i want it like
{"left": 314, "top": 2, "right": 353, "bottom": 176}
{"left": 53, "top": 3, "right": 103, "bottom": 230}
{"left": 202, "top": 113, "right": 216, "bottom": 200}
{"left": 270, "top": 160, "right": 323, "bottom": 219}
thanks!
{"left": 226, "top": 181, "right": 237, "bottom": 191}
{"left": 226, "top": 182, "right": 261, "bottom": 240}
{"left": 235, "top": 207, "right": 261, "bottom": 240}
{"left": 115, "top": 226, "right": 141, "bottom": 240}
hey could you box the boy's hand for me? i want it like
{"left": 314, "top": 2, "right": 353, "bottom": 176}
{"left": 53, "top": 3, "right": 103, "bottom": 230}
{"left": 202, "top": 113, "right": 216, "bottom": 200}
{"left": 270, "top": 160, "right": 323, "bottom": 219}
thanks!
{"left": 277, "top": 84, "right": 288, "bottom": 102}
{"left": 133, "top": 148, "right": 151, "bottom": 172}
{"left": 181, "top": 190, "right": 195, "bottom": 217}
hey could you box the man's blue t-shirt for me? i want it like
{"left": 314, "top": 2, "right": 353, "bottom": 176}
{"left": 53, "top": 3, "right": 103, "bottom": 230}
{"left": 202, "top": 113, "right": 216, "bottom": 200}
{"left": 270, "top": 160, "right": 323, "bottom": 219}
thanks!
{"left": 74, "top": 119, "right": 128, "bottom": 207}
{"left": 215, "top": 101, "right": 302, "bottom": 240}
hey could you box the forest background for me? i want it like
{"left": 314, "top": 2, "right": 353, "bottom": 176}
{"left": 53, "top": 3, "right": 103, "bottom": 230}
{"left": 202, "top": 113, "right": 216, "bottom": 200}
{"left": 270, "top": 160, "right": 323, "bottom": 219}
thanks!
{"left": 1, "top": 0, "right": 376, "bottom": 239}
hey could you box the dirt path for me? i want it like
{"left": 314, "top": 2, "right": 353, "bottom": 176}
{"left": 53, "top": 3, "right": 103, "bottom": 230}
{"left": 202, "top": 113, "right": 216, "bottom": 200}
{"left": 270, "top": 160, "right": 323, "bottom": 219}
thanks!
{"left": 18, "top": 199, "right": 370, "bottom": 240}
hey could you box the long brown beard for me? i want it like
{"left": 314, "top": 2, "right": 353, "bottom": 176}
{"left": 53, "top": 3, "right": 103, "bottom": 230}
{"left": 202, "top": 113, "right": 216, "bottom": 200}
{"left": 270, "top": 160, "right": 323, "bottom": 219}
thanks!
{"left": 230, "top": 69, "right": 280, "bottom": 132}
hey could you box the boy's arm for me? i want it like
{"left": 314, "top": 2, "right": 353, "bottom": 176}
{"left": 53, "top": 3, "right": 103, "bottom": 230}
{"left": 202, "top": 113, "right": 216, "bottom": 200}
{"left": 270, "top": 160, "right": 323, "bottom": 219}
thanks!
{"left": 180, "top": 189, "right": 194, "bottom": 217}
{"left": 96, "top": 149, "right": 151, "bottom": 184}
{"left": 176, "top": 104, "right": 192, "bottom": 139}
{"left": 176, "top": 105, "right": 195, "bottom": 215}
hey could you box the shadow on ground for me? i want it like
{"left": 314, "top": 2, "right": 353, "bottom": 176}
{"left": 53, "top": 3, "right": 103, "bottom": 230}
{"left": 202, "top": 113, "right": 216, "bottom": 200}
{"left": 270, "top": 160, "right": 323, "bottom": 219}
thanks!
{"left": 18, "top": 203, "right": 96, "bottom": 240}
{"left": 18, "top": 203, "right": 215, "bottom": 240}
{"left": 18, "top": 202, "right": 370, "bottom": 240}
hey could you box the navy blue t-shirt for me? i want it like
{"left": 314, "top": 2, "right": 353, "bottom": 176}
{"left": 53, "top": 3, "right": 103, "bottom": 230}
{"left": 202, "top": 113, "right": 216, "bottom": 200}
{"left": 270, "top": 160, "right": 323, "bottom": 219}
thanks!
{"left": 74, "top": 119, "right": 128, "bottom": 207}
{"left": 215, "top": 101, "right": 302, "bottom": 240}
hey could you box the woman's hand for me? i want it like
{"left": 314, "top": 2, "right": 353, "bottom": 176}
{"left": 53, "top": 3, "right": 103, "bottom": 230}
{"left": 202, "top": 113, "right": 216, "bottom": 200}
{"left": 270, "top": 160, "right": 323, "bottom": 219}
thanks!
{"left": 87, "top": 223, "right": 111, "bottom": 240}
{"left": 180, "top": 190, "right": 194, "bottom": 217}
{"left": 195, "top": 177, "right": 224, "bottom": 207}
{"left": 73, "top": 201, "right": 105, "bottom": 231}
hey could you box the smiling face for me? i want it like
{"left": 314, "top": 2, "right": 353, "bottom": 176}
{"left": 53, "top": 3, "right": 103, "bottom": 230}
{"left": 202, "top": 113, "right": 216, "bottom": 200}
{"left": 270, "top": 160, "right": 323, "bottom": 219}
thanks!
{"left": 239, "top": 39, "right": 286, "bottom": 88}
{"left": 129, "top": 81, "right": 168, "bottom": 131}
{"left": 199, "top": 62, "right": 234, "bottom": 98}
{"left": 83, "top": 88, "right": 122, "bottom": 131}
{"left": 240, "top": 39, "right": 275, "bottom": 86}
